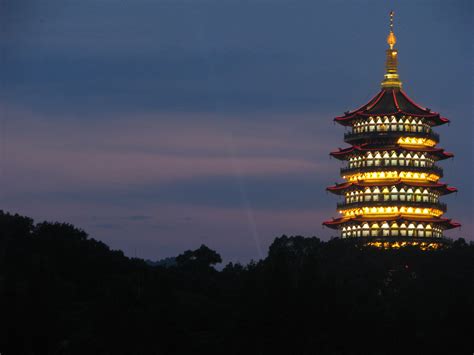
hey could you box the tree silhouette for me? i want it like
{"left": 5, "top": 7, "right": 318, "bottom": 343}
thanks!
{"left": 176, "top": 244, "right": 222, "bottom": 270}
{"left": 0, "top": 210, "right": 472, "bottom": 355}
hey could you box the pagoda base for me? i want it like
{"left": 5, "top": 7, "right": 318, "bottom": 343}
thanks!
{"left": 341, "top": 236, "right": 451, "bottom": 250}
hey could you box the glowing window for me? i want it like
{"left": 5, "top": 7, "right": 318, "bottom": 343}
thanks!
{"left": 362, "top": 223, "right": 370, "bottom": 237}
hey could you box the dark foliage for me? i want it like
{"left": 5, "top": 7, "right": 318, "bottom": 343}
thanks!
{"left": 0, "top": 211, "right": 472, "bottom": 355}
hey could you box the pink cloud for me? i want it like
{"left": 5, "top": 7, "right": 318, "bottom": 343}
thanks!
{"left": 1, "top": 106, "right": 340, "bottom": 195}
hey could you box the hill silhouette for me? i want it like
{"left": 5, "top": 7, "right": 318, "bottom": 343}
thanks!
{"left": 0, "top": 210, "right": 472, "bottom": 355}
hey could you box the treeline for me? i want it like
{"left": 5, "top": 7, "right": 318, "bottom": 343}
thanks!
{"left": 0, "top": 211, "right": 473, "bottom": 355}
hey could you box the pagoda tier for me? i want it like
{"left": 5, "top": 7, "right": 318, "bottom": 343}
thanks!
{"left": 323, "top": 216, "right": 461, "bottom": 230}
{"left": 326, "top": 180, "right": 457, "bottom": 196}
{"left": 334, "top": 88, "right": 450, "bottom": 127}
{"left": 330, "top": 144, "right": 454, "bottom": 161}
{"left": 322, "top": 13, "right": 460, "bottom": 247}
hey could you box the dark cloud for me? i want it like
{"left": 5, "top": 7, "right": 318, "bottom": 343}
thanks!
{"left": 1, "top": 0, "right": 471, "bottom": 115}
{"left": 123, "top": 215, "right": 152, "bottom": 221}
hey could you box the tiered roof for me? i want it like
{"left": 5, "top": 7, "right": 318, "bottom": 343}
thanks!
{"left": 323, "top": 216, "right": 461, "bottom": 230}
{"left": 330, "top": 144, "right": 454, "bottom": 160}
{"left": 334, "top": 88, "right": 450, "bottom": 126}
{"left": 326, "top": 180, "right": 457, "bottom": 196}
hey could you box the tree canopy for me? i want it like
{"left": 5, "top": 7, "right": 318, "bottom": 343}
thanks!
{"left": 0, "top": 210, "right": 472, "bottom": 355}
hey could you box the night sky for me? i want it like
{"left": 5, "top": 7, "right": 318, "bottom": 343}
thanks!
{"left": 0, "top": 0, "right": 472, "bottom": 262}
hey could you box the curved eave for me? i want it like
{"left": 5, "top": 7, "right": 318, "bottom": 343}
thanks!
{"left": 326, "top": 181, "right": 457, "bottom": 196}
{"left": 323, "top": 216, "right": 461, "bottom": 230}
{"left": 335, "top": 112, "right": 448, "bottom": 127}
{"left": 330, "top": 144, "right": 454, "bottom": 160}
{"left": 334, "top": 88, "right": 449, "bottom": 126}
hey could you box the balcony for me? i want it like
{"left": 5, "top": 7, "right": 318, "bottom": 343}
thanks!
{"left": 340, "top": 163, "right": 443, "bottom": 178}
{"left": 344, "top": 129, "right": 440, "bottom": 144}
{"left": 336, "top": 199, "right": 447, "bottom": 212}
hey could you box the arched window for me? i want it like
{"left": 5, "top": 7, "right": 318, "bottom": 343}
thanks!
{"left": 422, "top": 189, "right": 429, "bottom": 202}
{"left": 374, "top": 152, "right": 381, "bottom": 166}
{"left": 417, "top": 224, "right": 425, "bottom": 237}
{"left": 399, "top": 223, "right": 407, "bottom": 236}
{"left": 346, "top": 226, "right": 352, "bottom": 237}
{"left": 390, "top": 151, "right": 397, "bottom": 166}
{"left": 382, "top": 187, "right": 390, "bottom": 201}
{"left": 416, "top": 120, "right": 423, "bottom": 132}
{"left": 413, "top": 154, "right": 420, "bottom": 167}
{"left": 399, "top": 153, "right": 405, "bottom": 166}
{"left": 369, "top": 118, "right": 375, "bottom": 131}
{"left": 382, "top": 222, "right": 390, "bottom": 237}
{"left": 391, "top": 186, "right": 398, "bottom": 201}
{"left": 373, "top": 187, "right": 380, "bottom": 201}
{"left": 390, "top": 117, "right": 397, "bottom": 131}
{"left": 342, "top": 227, "right": 347, "bottom": 238}
{"left": 362, "top": 223, "right": 370, "bottom": 237}
{"left": 364, "top": 188, "right": 371, "bottom": 202}
{"left": 408, "top": 223, "right": 416, "bottom": 237}
{"left": 407, "top": 188, "right": 414, "bottom": 201}
{"left": 400, "top": 188, "right": 406, "bottom": 201}
{"left": 391, "top": 223, "right": 399, "bottom": 236}
{"left": 415, "top": 188, "right": 422, "bottom": 202}
{"left": 354, "top": 191, "right": 359, "bottom": 203}
{"left": 426, "top": 224, "right": 433, "bottom": 237}
{"left": 371, "top": 223, "right": 380, "bottom": 237}
{"left": 367, "top": 152, "right": 373, "bottom": 166}
{"left": 376, "top": 117, "right": 383, "bottom": 130}
{"left": 420, "top": 154, "right": 426, "bottom": 167}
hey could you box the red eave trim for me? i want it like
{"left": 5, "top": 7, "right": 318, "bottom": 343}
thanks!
{"left": 336, "top": 111, "right": 441, "bottom": 123}
{"left": 366, "top": 89, "right": 386, "bottom": 111}
{"left": 330, "top": 145, "right": 454, "bottom": 160}
{"left": 334, "top": 89, "right": 449, "bottom": 125}
{"left": 326, "top": 180, "right": 458, "bottom": 195}
{"left": 398, "top": 110, "right": 440, "bottom": 118}
{"left": 392, "top": 90, "right": 401, "bottom": 111}
{"left": 323, "top": 216, "right": 461, "bottom": 229}
{"left": 334, "top": 90, "right": 386, "bottom": 122}
{"left": 448, "top": 221, "right": 462, "bottom": 229}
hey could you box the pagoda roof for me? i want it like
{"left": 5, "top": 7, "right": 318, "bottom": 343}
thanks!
{"left": 330, "top": 144, "right": 454, "bottom": 160}
{"left": 326, "top": 180, "right": 457, "bottom": 196}
{"left": 334, "top": 88, "right": 450, "bottom": 126}
{"left": 323, "top": 215, "right": 461, "bottom": 230}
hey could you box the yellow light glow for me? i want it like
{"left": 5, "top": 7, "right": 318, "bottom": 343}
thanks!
{"left": 345, "top": 171, "right": 440, "bottom": 182}
{"left": 397, "top": 137, "right": 436, "bottom": 147}
{"left": 339, "top": 206, "right": 443, "bottom": 217}
{"left": 365, "top": 241, "right": 441, "bottom": 251}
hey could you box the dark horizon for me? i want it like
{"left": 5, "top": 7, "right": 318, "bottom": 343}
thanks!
{"left": 0, "top": 0, "right": 472, "bottom": 263}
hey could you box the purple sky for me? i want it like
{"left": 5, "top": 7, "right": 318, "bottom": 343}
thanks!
{"left": 0, "top": 0, "right": 472, "bottom": 262}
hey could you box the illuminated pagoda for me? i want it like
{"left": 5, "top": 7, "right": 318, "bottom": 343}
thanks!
{"left": 323, "top": 12, "right": 460, "bottom": 249}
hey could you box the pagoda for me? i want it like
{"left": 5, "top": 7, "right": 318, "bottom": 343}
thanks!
{"left": 322, "top": 12, "right": 460, "bottom": 249}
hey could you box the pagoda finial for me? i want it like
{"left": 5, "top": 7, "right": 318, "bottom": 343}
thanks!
{"left": 381, "top": 10, "right": 402, "bottom": 88}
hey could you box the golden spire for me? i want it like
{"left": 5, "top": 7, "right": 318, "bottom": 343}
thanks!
{"left": 381, "top": 11, "right": 402, "bottom": 88}
{"left": 387, "top": 11, "right": 396, "bottom": 49}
